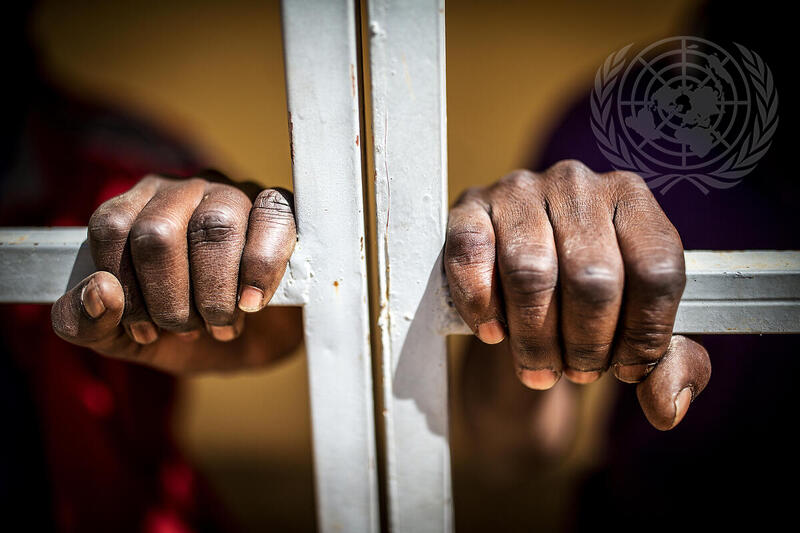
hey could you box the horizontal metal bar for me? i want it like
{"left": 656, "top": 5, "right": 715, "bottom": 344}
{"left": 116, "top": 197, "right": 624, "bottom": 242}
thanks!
{"left": 439, "top": 250, "right": 800, "bottom": 335}
{"left": 2, "top": 228, "right": 798, "bottom": 334}
{"left": 0, "top": 227, "right": 308, "bottom": 305}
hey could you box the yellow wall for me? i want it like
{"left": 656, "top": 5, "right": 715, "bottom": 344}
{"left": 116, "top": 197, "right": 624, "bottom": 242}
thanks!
{"left": 32, "top": 0, "right": 699, "bottom": 527}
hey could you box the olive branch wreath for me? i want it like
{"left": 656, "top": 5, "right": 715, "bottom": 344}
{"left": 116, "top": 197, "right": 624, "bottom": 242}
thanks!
{"left": 590, "top": 41, "right": 779, "bottom": 194}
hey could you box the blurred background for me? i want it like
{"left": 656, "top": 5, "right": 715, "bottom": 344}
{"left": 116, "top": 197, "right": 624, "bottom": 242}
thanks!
{"left": 24, "top": 0, "right": 700, "bottom": 530}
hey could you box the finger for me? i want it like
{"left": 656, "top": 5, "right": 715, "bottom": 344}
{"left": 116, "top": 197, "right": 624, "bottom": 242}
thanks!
{"left": 88, "top": 175, "right": 161, "bottom": 343}
{"left": 188, "top": 182, "right": 251, "bottom": 340}
{"left": 491, "top": 171, "right": 561, "bottom": 390}
{"left": 237, "top": 189, "right": 297, "bottom": 313}
{"left": 130, "top": 178, "right": 206, "bottom": 333}
{"left": 609, "top": 172, "right": 686, "bottom": 383}
{"left": 206, "top": 309, "right": 246, "bottom": 342}
{"left": 636, "top": 335, "right": 711, "bottom": 430}
{"left": 444, "top": 190, "right": 505, "bottom": 344}
{"left": 546, "top": 165, "right": 623, "bottom": 384}
{"left": 51, "top": 271, "right": 132, "bottom": 356}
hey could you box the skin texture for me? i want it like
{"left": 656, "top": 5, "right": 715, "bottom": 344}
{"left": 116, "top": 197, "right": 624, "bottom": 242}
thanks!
{"left": 51, "top": 174, "right": 303, "bottom": 374}
{"left": 444, "top": 161, "right": 711, "bottom": 430}
{"left": 52, "top": 161, "right": 709, "bottom": 430}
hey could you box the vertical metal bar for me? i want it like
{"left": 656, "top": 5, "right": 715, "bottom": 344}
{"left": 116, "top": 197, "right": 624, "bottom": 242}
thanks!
{"left": 281, "top": 1, "right": 379, "bottom": 531}
{"left": 366, "top": 1, "right": 452, "bottom": 531}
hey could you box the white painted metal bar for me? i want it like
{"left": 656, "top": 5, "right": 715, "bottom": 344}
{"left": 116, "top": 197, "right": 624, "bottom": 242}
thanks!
{"left": 440, "top": 250, "right": 800, "bottom": 335}
{"left": 3, "top": 229, "right": 797, "bottom": 335}
{"left": 2, "top": 6, "right": 800, "bottom": 533}
{"left": 280, "top": 1, "right": 380, "bottom": 532}
{"left": 366, "top": 1, "right": 452, "bottom": 532}
{"left": 0, "top": 227, "right": 307, "bottom": 305}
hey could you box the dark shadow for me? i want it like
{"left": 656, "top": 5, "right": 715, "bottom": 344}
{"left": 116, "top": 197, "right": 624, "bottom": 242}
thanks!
{"left": 65, "top": 239, "right": 95, "bottom": 292}
{"left": 392, "top": 249, "right": 450, "bottom": 437}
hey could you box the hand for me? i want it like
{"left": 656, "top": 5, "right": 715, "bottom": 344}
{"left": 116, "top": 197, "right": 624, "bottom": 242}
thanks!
{"left": 51, "top": 173, "right": 303, "bottom": 374}
{"left": 445, "top": 161, "right": 711, "bottom": 430}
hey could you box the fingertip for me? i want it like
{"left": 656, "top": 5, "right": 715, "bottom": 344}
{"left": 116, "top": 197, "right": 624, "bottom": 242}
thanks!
{"left": 82, "top": 272, "right": 124, "bottom": 319}
{"left": 238, "top": 285, "right": 265, "bottom": 313}
{"left": 518, "top": 368, "right": 560, "bottom": 390}
{"left": 129, "top": 321, "right": 159, "bottom": 344}
{"left": 671, "top": 386, "right": 693, "bottom": 429}
{"left": 175, "top": 329, "right": 202, "bottom": 342}
{"left": 52, "top": 272, "right": 125, "bottom": 344}
{"left": 208, "top": 313, "right": 245, "bottom": 342}
{"left": 477, "top": 320, "right": 506, "bottom": 344}
{"left": 564, "top": 368, "right": 602, "bottom": 384}
{"left": 81, "top": 279, "right": 106, "bottom": 319}
{"left": 613, "top": 362, "right": 654, "bottom": 384}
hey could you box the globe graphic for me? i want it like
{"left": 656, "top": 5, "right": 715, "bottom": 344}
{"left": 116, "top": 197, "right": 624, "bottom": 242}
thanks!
{"left": 617, "top": 36, "right": 751, "bottom": 171}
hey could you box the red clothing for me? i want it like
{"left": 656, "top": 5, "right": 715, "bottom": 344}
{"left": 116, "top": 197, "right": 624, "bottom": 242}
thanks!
{"left": 1, "top": 82, "right": 229, "bottom": 533}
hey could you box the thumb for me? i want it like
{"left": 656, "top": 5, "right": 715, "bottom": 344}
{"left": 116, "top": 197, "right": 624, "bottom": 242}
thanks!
{"left": 636, "top": 335, "right": 712, "bottom": 431}
{"left": 51, "top": 271, "right": 127, "bottom": 353}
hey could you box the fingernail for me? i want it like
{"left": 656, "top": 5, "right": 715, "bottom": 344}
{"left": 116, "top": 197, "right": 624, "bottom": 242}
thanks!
{"left": 238, "top": 285, "right": 264, "bottom": 312}
{"left": 477, "top": 320, "right": 506, "bottom": 344}
{"left": 81, "top": 279, "right": 106, "bottom": 319}
{"left": 671, "top": 387, "right": 693, "bottom": 428}
{"left": 519, "top": 369, "right": 560, "bottom": 390}
{"left": 564, "top": 368, "right": 602, "bottom": 384}
{"left": 130, "top": 322, "right": 158, "bottom": 344}
{"left": 614, "top": 363, "right": 652, "bottom": 383}
{"left": 210, "top": 325, "right": 237, "bottom": 342}
{"left": 176, "top": 330, "right": 201, "bottom": 342}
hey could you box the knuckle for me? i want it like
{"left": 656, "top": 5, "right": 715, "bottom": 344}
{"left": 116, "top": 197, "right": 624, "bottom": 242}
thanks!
{"left": 146, "top": 301, "right": 193, "bottom": 330}
{"left": 445, "top": 227, "right": 494, "bottom": 268}
{"left": 548, "top": 159, "right": 592, "bottom": 183}
{"left": 565, "top": 342, "right": 612, "bottom": 369}
{"left": 610, "top": 170, "right": 647, "bottom": 188}
{"left": 542, "top": 160, "right": 602, "bottom": 208}
{"left": 453, "top": 186, "right": 487, "bottom": 205}
{"left": 130, "top": 216, "right": 183, "bottom": 252}
{"left": 140, "top": 174, "right": 166, "bottom": 187}
{"left": 498, "top": 169, "right": 536, "bottom": 190}
{"left": 619, "top": 327, "right": 672, "bottom": 361}
{"left": 151, "top": 312, "right": 190, "bottom": 331}
{"left": 189, "top": 207, "right": 242, "bottom": 244}
{"left": 88, "top": 207, "right": 134, "bottom": 244}
{"left": 251, "top": 189, "right": 295, "bottom": 226}
{"left": 563, "top": 264, "right": 622, "bottom": 305}
{"left": 501, "top": 250, "right": 559, "bottom": 298}
{"left": 197, "top": 301, "right": 236, "bottom": 325}
{"left": 241, "top": 245, "right": 285, "bottom": 275}
{"left": 629, "top": 253, "right": 686, "bottom": 297}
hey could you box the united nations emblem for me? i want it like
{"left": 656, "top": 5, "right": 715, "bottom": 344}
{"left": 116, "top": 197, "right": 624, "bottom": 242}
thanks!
{"left": 591, "top": 36, "right": 778, "bottom": 194}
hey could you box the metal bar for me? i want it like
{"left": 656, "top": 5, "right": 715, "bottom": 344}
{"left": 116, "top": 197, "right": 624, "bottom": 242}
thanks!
{"left": 0, "top": 227, "right": 307, "bottom": 305}
{"left": 439, "top": 251, "right": 800, "bottom": 335}
{"left": 365, "top": 1, "right": 453, "bottom": 532}
{"left": 280, "top": 1, "right": 380, "bottom": 532}
{"left": 2, "top": 230, "right": 798, "bottom": 335}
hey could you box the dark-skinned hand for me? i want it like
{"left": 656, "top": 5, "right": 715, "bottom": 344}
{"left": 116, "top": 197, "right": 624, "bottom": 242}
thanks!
{"left": 51, "top": 173, "right": 302, "bottom": 374}
{"left": 444, "top": 160, "right": 711, "bottom": 430}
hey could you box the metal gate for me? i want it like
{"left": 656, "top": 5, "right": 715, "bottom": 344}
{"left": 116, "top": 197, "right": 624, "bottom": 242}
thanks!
{"left": 1, "top": 1, "right": 799, "bottom": 532}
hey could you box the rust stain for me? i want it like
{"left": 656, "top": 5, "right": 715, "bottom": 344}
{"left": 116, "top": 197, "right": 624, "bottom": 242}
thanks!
{"left": 355, "top": 134, "right": 359, "bottom": 146}
{"left": 4, "top": 234, "right": 29, "bottom": 245}
{"left": 350, "top": 63, "right": 356, "bottom": 98}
